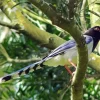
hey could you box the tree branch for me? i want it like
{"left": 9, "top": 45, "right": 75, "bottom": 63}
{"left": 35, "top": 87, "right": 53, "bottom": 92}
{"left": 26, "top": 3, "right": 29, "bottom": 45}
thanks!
{"left": 0, "top": 44, "right": 41, "bottom": 63}
{"left": 22, "top": 7, "right": 52, "bottom": 24}
{"left": 80, "top": 0, "right": 87, "bottom": 32}
{"left": 0, "top": 20, "right": 18, "bottom": 29}
{"left": 68, "top": 0, "right": 79, "bottom": 20}
{"left": 89, "top": 10, "right": 100, "bottom": 18}
{"left": 0, "top": 0, "right": 66, "bottom": 49}
{"left": 88, "top": 0, "right": 100, "bottom": 26}
{"left": 89, "top": 53, "right": 100, "bottom": 71}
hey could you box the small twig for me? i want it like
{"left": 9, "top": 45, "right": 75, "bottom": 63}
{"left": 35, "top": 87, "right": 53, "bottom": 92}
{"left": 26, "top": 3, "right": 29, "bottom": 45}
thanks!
{"left": 79, "top": 0, "right": 98, "bottom": 14}
{"left": 22, "top": 7, "right": 52, "bottom": 24}
{"left": 86, "top": 73, "right": 100, "bottom": 78}
{"left": 0, "top": 44, "right": 10, "bottom": 59}
{"left": 80, "top": 0, "right": 87, "bottom": 32}
{"left": 0, "top": 61, "right": 7, "bottom": 66}
{"left": 88, "top": 10, "right": 100, "bottom": 17}
{"left": 59, "top": 77, "right": 73, "bottom": 100}
{"left": 11, "top": 2, "right": 30, "bottom": 9}
{"left": 0, "top": 21, "right": 17, "bottom": 29}
{"left": 7, "top": 57, "right": 41, "bottom": 63}
{"left": 59, "top": 85, "right": 71, "bottom": 100}
{"left": 0, "top": 44, "right": 41, "bottom": 63}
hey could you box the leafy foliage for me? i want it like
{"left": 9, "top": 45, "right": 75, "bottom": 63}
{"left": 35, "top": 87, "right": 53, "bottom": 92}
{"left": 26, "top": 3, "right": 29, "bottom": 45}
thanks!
{"left": 0, "top": 0, "right": 100, "bottom": 100}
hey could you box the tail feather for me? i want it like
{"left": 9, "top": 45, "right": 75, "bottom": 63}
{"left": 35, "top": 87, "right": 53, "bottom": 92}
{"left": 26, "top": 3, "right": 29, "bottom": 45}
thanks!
{"left": 0, "top": 60, "right": 44, "bottom": 84}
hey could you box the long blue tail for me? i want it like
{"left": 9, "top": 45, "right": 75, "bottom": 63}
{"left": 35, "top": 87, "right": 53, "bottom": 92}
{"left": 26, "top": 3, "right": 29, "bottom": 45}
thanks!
{"left": 0, "top": 60, "right": 44, "bottom": 83}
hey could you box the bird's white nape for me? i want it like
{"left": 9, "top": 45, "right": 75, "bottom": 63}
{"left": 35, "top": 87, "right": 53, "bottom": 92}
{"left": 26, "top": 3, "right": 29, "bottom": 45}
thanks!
{"left": 0, "top": 78, "right": 3, "bottom": 84}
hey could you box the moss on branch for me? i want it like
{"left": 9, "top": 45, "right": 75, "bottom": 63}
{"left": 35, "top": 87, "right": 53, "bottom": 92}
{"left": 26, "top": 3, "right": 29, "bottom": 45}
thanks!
{"left": 0, "top": 0, "right": 65, "bottom": 49}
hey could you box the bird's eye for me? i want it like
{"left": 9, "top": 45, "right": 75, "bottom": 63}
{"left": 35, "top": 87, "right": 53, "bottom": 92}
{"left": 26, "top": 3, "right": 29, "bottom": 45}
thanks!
{"left": 94, "top": 27, "right": 100, "bottom": 32}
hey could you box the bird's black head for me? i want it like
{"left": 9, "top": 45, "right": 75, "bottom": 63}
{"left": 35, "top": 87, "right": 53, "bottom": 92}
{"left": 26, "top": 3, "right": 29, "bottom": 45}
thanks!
{"left": 85, "top": 26, "right": 100, "bottom": 51}
{"left": 85, "top": 26, "right": 100, "bottom": 39}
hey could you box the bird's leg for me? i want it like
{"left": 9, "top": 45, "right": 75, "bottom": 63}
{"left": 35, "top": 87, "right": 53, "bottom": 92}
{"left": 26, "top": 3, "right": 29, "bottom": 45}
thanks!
{"left": 68, "top": 59, "right": 77, "bottom": 76}
{"left": 68, "top": 59, "right": 76, "bottom": 68}
{"left": 64, "top": 65, "right": 73, "bottom": 76}
{"left": 64, "top": 59, "right": 76, "bottom": 76}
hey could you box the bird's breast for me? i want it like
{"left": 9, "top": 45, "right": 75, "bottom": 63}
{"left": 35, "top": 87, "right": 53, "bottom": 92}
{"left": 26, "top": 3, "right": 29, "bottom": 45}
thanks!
{"left": 43, "top": 49, "right": 77, "bottom": 67}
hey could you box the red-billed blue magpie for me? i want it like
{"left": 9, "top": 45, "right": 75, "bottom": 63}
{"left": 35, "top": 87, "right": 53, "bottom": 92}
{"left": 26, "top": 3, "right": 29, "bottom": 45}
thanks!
{"left": 0, "top": 26, "right": 100, "bottom": 83}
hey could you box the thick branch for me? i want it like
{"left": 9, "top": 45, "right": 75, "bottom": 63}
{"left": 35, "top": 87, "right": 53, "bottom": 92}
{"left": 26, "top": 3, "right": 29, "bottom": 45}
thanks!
{"left": 0, "top": 0, "right": 66, "bottom": 49}
{"left": 68, "top": 0, "right": 79, "bottom": 19}
{"left": 29, "top": 1, "right": 88, "bottom": 100}
{"left": 89, "top": 53, "right": 100, "bottom": 71}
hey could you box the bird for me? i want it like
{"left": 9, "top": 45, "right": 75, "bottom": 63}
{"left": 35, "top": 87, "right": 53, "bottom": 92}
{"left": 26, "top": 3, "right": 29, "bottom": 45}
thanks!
{"left": 0, "top": 26, "right": 100, "bottom": 83}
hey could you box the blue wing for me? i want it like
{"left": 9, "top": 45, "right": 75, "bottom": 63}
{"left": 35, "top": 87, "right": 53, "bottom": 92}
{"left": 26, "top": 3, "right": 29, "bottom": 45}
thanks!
{"left": 84, "top": 35, "right": 93, "bottom": 44}
{"left": 48, "top": 40, "right": 76, "bottom": 57}
{"left": 44, "top": 35, "right": 93, "bottom": 59}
